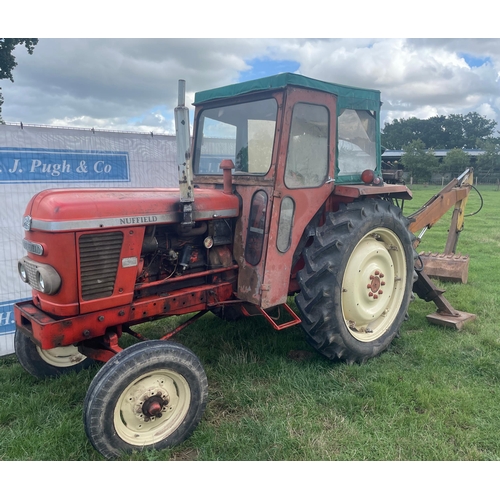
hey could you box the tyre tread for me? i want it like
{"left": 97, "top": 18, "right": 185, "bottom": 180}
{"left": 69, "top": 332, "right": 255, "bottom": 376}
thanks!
{"left": 295, "top": 199, "right": 416, "bottom": 363}
{"left": 83, "top": 340, "right": 208, "bottom": 460}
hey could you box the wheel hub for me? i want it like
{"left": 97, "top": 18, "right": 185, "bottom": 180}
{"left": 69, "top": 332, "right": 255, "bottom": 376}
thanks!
{"left": 142, "top": 395, "right": 167, "bottom": 419}
{"left": 83, "top": 341, "right": 208, "bottom": 458}
{"left": 341, "top": 227, "right": 406, "bottom": 342}
{"left": 367, "top": 270, "right": 386, "bottom": 298}
{"left": 133, "top": 387, "right": 170, "bottom": 422}
{"left": 111, "top": 367, "right": 193, "bottom": 448}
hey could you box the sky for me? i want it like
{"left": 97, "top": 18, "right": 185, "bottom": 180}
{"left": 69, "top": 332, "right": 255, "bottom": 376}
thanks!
{"left": 2, "top": 16, "right": 500, "bottom": 139}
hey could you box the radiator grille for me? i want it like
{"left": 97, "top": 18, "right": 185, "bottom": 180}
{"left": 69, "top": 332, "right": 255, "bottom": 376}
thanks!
{"left": 79, "top": 232, "right": 124, "bottom": 300}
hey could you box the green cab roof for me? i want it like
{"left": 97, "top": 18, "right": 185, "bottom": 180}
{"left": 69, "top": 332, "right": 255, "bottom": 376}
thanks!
{"left": 193, "top": 72, "right": 381, "bottom": 112}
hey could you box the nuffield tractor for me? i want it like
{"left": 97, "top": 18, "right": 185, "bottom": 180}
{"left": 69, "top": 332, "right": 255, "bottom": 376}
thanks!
{"left": 14, "top": 74, "right": 476, "bottom": 458}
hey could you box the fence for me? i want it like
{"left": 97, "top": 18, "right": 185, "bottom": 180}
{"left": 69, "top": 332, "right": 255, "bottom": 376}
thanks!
{"left": 0, "top": 123, "right": 178, "bottom": 356}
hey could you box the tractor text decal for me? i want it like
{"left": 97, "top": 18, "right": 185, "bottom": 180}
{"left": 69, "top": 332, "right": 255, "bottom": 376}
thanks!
{"left": 0, "top": 148, "right": 130, "bottom": 183}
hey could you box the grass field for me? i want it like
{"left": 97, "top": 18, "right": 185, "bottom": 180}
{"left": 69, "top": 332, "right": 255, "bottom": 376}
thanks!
{"left": 1, "top": 183, "right": 499, "bottom": 461}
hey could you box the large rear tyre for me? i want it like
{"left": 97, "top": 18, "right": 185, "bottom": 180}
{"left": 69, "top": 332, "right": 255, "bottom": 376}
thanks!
{"left": 14, "top": 328, "right": 93, "bottom": 379}
{"left": 83, "top": 340, "right": 208, "bottom": 460}
{"left": 296, "top": 199, "right": 416, "bottom": 364}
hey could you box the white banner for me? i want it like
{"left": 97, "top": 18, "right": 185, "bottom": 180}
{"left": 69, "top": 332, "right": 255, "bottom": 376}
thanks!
{"left": 0, "top": 123, "right": 178, "bottom": 356}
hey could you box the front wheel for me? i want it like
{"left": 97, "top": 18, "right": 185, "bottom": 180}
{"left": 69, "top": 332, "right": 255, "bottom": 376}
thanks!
{"left": 83, "top": 340, "right": 208, "bottom": 460}
{"left": 14, "top": 329, "right": 93, "bottom": 378}
{"left": 296, "top": 199, "right": 416, "bottom": 364}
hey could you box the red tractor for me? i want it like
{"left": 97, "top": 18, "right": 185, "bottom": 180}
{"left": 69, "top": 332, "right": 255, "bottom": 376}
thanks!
{"left": 14, "top": 73, "right": 474, "bottom": 458}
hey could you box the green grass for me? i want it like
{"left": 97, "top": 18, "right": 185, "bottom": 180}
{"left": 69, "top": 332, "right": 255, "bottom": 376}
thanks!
{"left": 1, "top": 184, "right": 499, "bottom": 461}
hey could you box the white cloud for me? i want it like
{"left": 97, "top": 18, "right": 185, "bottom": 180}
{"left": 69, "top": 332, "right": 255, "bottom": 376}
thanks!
{"left": 476, "top": 103, "right": 497, "bottom": 121}
{"left": 2, "top": 38, "right": 499, "bottom": 135}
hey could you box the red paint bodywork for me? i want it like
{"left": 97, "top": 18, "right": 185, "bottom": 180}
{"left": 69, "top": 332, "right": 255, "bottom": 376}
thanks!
{"left": 23, "top": 188, "right": 239, "bottom": 314}
{"left": 28, "top": 187, "right": 239, "bottom": 226}
{"left": 15, "top": 280, "right": 234, "bottom": 350}
{"left": 15, "top": 85, "right": 412, "bottom": 362}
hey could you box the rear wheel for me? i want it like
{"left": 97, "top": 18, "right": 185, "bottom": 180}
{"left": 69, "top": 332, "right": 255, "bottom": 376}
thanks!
{"left": 14, "top": 329, "right": 93, "bottom": 378}
{"left": 83, "top": 340, "right": 208, "bottom": 459}
{"left": 296, "top": 199, "right": 416, "bottom": 364}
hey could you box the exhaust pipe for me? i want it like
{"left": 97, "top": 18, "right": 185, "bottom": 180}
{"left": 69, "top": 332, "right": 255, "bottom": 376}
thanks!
{"left": 175, "top": 80, "right": 194, "bottom": 225}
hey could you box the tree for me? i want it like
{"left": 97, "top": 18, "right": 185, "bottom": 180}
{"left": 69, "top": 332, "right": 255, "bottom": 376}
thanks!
{"left": 0, "top": 38, "right": 38, "bottom": 122}
{"left": 400, "top": 139, "right": 439, "bottom": 183}
{"left": 442, "top": 148, "right": 471, "bottom": 175}
{"left": 455, "top": 112, "right": 499, "bottom": 149}
{"left": 419, "top": 115, "right": 449, "bottom": 149}
{"left": 381, "top": 117, "right": 422, "bottom": 149}
{"left": 382, "top": 113, "right": 499, "bottom": 150}
{"left": 475, "top": 139, "right": 500, "bottom": 182}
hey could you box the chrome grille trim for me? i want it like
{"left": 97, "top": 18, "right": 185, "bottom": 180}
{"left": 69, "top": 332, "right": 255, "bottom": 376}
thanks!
{"left": 30, "top": 208, "right": 239, "bottom": 231}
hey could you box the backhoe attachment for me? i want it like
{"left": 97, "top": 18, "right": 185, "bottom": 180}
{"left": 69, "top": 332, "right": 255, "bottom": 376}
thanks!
{"left": 408, "top": 168, "right": 477, "bottom": 329}
{"left": 408, "top": 168, "right": 473, "bottom": 284}
{"left": 413, "top": 269, "right": 476, "bottom": 329}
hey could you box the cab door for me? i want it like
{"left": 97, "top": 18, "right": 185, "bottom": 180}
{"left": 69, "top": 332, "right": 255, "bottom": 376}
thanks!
{"left": 260, "top": 86, "right": 337, "bottom": 309}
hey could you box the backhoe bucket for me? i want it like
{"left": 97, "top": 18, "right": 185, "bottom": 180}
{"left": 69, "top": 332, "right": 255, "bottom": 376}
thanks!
{"left": 413, "top": 270, "right": 476, "bottom": 330}
{"left": 419, "top": 252, "right": 470, "bottom": 284}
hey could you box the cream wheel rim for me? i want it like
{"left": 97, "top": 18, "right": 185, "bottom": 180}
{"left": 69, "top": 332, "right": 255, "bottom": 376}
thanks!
{"left": 341, "top": 227, "right": 407, "bottom": 342}
{"left": 114, "top": 369, "right": 191, "bottom": 446}
{"left": 36, "top": 345, "right": 87, "bottom": 367}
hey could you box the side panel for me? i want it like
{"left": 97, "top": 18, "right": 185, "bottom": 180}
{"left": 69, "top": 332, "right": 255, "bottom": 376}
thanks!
{"left": 261, "top": 87, "right": 338, "bottom": 309}
{"left": 76, "top": 227, "right": 145, "bottom": 315}
{"left": 233, "top": 185, "right": 274, "bottom": 304}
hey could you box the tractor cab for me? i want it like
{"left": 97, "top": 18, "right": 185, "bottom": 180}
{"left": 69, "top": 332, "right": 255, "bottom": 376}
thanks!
{"left": 190, "top": 73, "right": 408, "bottom": 309}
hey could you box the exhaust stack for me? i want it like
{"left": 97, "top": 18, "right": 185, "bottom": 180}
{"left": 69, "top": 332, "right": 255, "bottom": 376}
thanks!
{"left": 175, "top": 80, "right": 194, "bottom": 226}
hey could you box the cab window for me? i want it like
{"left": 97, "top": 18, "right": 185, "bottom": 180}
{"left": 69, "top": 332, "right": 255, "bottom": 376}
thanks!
{"left": 337, "top": 109, "right": 377, "bottom": 176}
{"left": 285, "top": 103, "right": 329, "bottom": 188}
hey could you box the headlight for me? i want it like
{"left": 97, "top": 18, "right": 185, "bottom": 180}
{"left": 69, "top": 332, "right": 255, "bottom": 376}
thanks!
{"left": 18, "top": 257, "right": 61, "bottom": 295}
{"left": 35, "top": 266, "right": 61, "bottom": 295}
{"left": 36, "top": 271, "right": 45, "bottom": 291}
{"left": 18, "top": 262, "right": 29, "bottom": 282}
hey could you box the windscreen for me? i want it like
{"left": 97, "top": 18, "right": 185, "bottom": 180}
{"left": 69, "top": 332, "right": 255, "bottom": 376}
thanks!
{"left": 194, "top": 98, "right": 278, "bottom": 175}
